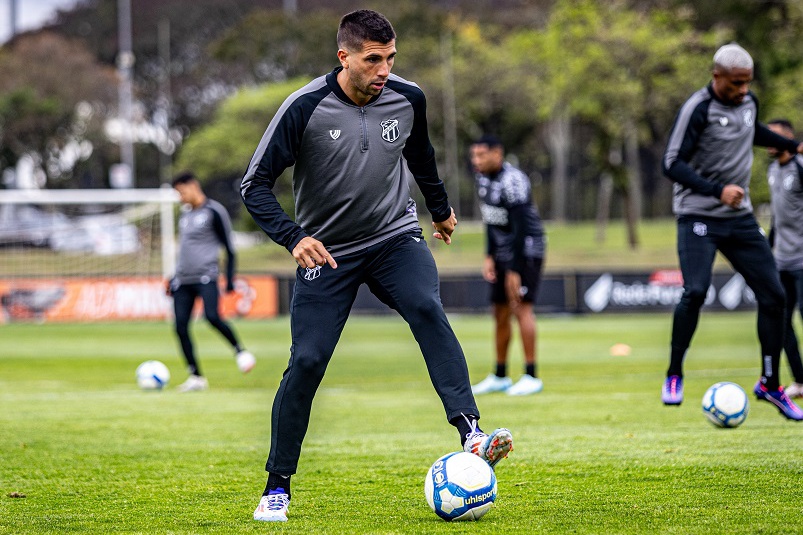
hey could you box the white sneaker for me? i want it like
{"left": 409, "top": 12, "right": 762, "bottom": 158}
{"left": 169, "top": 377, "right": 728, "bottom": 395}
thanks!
{"left": 176, "top": 374, "right": 208, "bottom": 392}
{"left": 254, "top": 493, "right": 290, "bottom": 522}
{"left": 507, "top": 375, "right": 544, "bottom": 396}
{"left": 471, "top": 374, "right": 513, "bottom": 395}
{"left": 236, "top": 350, "right": 256, "bottom": 373}
{"left": 463, "top": 419, "right": 513, "bottom": 468}
{"left": 785, "top": 382, "right": 803, "bottom": 398}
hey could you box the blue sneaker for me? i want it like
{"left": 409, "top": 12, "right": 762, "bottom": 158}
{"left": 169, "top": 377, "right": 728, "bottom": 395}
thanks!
{"left": 754, "top": 382, "right": 803, "bottom": 421}
{"left": 254, "top": 489, "right": 290, "bottom": 522}
{"left": 662, "top": 375, "right": 683, "bottom": 405}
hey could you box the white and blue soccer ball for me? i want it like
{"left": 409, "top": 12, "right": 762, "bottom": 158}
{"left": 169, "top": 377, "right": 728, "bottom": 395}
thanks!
{"left": 702, "top": 381, "right": 749, "bottom": 428}
{"left": 136, "top": 360, "right": 171, "bottom": 390}
{"left": 424, "top": 451, "right": 497, "bottom": 521}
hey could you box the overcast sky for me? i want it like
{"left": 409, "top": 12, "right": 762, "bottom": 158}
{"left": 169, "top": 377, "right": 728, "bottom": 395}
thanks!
{"left": 0, "top": 0, "right": 80, "bottom": 43}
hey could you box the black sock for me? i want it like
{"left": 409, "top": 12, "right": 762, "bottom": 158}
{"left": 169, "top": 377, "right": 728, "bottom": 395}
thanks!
{"left": 264, "top": 473, "right": 291, "bottom": 497}
{"left": 235, "top": 344, "right": 244, "bottom": 353}
{"left": 450, "top": 413, "right": 482, "bottom": 446}
{"left": 495, "top": 363, "right": 506, "bottom": 378}
{"left": 525, "top": 363, "right": 536, "bottom": 378}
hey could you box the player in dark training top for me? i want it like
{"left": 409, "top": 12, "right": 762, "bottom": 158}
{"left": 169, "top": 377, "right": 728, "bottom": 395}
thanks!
{"left": 469, "top": 135, "right": 546, "bottom": 397}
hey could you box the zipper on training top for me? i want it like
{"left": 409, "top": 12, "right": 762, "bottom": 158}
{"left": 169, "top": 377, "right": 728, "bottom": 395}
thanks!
{"left": 359, "top": 107, "right": 369, "bottom": 152}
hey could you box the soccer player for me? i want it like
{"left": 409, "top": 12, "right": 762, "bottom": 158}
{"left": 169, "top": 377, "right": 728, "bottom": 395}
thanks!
{"left": 241, "top": 10, "right": 513, "bottom": 522}
{"left": 765, "top": 119, "right": 803, "bottom": 398}
{"left": 167, "top": 172, "right": 255, "bottom": 392}
{"left": 661, "top": 43, "right": 803, "bottom": 420}
{"left": 469, "top": 135, "right": 546, "bottom": 396}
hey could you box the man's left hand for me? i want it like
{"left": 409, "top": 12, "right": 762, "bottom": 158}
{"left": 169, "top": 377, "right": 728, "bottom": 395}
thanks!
{"left": 432, "top": 208, "right": 457, "bottom": 245}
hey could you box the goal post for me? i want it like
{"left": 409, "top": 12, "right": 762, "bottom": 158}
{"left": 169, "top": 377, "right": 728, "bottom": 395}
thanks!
{"left": 0, "top": 187, "right": 280, "bottom": 324}
{"left": 0, "top": 187, "right": 179, "bottom": 279}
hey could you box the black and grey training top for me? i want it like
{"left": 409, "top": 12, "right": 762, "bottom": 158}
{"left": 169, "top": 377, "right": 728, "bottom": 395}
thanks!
{"left": 475, "top": 162, "right": 545, "bottom": 271}
{"left": 241, "top": 67, "right": 451, "bottom": 257}
{"left": 768, "top": 155, "right": 803, "bottom": 271}
{"left": 174, "top": 199, "right": 235, "bottom": 287}
{"left": 663, "top": 84, "right": 799, "bottom": 218}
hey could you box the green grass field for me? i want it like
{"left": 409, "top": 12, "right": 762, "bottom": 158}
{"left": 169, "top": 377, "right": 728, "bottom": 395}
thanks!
{"left": 2, "top": 313, "right": 802, "bottom": 534}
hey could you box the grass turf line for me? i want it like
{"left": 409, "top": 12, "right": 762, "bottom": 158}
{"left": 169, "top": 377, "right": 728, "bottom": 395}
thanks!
{"left": 1, "top": 313, "right": 802, "bottom": 534}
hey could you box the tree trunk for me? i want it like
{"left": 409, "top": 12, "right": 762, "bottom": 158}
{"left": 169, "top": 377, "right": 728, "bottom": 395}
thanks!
{"left": 624, "top": 122, "right": 641, "bottom": 249}
{"left": 596, "top": 172, "right": 613, "bottom": 244}
{"left": 547, "top": 113, "right": 570, "bottom": 222}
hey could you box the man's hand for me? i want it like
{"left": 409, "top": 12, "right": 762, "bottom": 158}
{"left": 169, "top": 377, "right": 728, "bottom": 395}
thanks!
{"left": 505, "top": 270, "right": 523, "bottom": 305}
{"left": 720, "top": 184, "right": 744, "bottom": 209}
{"left": 292, "top": 236, "right": 338, "bottom": 269}
{"left": 482, "top": 256, "right": 496, "bottom": 283}
{"left": 796, "top": 142, "right": 803, "bottom": 154}
{"left": 164, "top": 279, "right": 173, "bottom": 297}
{"left": 432, "top": 208, "right": 457, "bottom": 245}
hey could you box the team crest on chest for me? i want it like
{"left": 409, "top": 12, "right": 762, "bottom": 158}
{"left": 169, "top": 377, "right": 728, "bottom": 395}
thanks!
{"left": 380, "top": 119, "right": 400, "bottom": 143}
{"left": 742, "top": 109, "right": 754, "bottom": 127}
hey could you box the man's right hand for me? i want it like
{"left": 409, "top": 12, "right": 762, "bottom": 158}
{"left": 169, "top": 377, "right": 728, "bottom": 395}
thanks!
{"left": 292, "top": 237, "right": 338, "bottom": 269}
{"left": 720, "top": 184, "right": 744, "bottom": 209}
{"left": 482, "top": 256, "right": 496, "bottom": 283}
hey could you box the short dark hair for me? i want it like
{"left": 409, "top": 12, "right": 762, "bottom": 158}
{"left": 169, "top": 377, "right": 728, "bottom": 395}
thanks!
{"left": 768, "top": 118, "right": 794, "bottom": 132}
{"left": 472, "top": 134, "right": 504, "bottom": 150}
{"left": 337, "top": 10, "right": 395, "bottom": 52}
{"left": 171, "top": 171, "right": 197, "bottom": 187}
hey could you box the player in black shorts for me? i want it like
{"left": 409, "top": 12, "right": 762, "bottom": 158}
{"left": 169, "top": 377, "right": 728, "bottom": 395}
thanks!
{"left": 470, "top": 135, "right": 546, "bottom": 396}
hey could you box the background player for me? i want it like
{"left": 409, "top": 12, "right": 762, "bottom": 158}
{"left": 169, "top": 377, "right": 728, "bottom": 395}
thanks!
{"left": 168, "top": 172, "right": 255, "bottom": 392}
{"left": 661, "top": 44, "right": 803, "bottom": 420}
{"left": 469, "top": 135, "right": 546, "bottom": 396}
{"left": 766, "top": 119, "right": 803, "bottom": 398}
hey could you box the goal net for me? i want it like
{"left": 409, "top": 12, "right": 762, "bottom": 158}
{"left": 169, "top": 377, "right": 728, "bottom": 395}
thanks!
{"left": 0, "top": 188, "right": 179, "bottom": 322}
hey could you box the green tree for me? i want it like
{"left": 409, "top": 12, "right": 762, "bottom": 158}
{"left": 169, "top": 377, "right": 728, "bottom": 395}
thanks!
{"left": 508, "top": 0, "right": 724, "bottom": 246}
{"left": 0, "top": 32, "right": 117, "bottom": 187}
{"left": 174, "top": 77, "right": 310, "bottom": 215}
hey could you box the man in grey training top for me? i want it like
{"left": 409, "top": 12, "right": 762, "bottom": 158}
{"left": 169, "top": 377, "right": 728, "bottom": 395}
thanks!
{"left": 661, "top": 43, "right": 803, "bottom": 420}
{"left": 766, "top": 119, "right": 803, "bottom": 398}
{"left": 241, "top": 9, "right": 513, "bottom": 522}
{"left": 168, "top": 172, "right": 255, "bottom": 392}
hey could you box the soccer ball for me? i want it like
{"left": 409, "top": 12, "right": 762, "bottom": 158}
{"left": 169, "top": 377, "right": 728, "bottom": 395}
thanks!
{"left": 424, "top": 451, "right": 497, "bottom": 521}
{"left": 136, "top": 360, "right": 170, "bottom": 390}
{"left": 702, "top": 381, "right": 749, "bottom": 428}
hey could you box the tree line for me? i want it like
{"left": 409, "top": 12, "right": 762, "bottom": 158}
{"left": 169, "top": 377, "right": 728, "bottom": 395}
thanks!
{"left": 2, "top": 0, "right": 802, "bottom": 244}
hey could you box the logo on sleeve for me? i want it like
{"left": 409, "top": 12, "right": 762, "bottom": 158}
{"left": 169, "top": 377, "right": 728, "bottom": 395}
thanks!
{"left": 329, "top": 130, "right": 341, "bottom": 140}
{"left": 380, "top": 119, "right": 400, "bottom": 142}
{"left": 742, "top": 109, "right": 754, "bottom": 127}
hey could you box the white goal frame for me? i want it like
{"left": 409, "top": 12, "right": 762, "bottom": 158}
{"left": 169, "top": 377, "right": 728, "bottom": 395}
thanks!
{"left": 0, "top": 188, "right": 180, "bottom": 277}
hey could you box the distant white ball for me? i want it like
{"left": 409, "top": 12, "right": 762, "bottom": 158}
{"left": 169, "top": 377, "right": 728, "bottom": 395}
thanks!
{"left": 702, "top": 382, "right": 748, "bottom": 428}
{"left": 424, "top": 451, "right": 497, "bottom": 521}
{"left": 136, "top": 360, "right": 171, "bottom": 390}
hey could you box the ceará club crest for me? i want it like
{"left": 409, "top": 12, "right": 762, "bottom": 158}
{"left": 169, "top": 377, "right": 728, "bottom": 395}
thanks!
{"left": 380, "top": 119, "right": 400, "bottom": 143}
